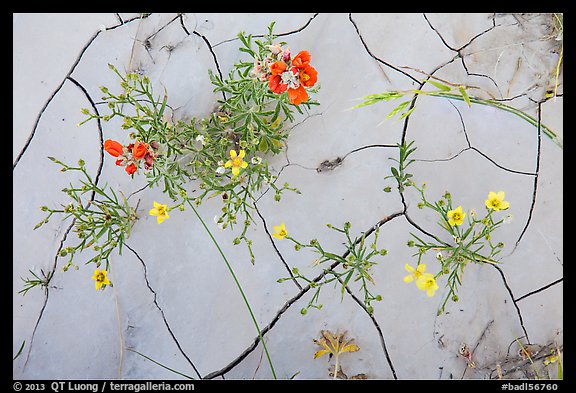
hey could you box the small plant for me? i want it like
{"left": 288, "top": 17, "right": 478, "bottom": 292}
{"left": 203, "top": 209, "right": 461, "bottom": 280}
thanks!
{"left": 19, "top": 269, "right": 53, "bottom": 296}
{"left": 21, "top": 157, "right": 138, "bottom": 292}
{"left": 78, "top": 22, "right": 319, "bottom": 263}
{"left": 354, "top": 79, "right": 562, "bottom": 149}
{"left": 313, "top": 330, "right": 362, "bottom": 379}
{"left": 275, "top": 222, "right": 386, "bottom": 314}
{"left": 406, "top": 184, "right": 512, "bottom": 315}
{"left": 383, "top": 139, "right": 417, "bottom": 193}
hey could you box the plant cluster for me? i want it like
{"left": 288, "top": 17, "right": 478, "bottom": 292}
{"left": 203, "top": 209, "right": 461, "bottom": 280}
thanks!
{"left": 275, "top": 221, "right": 387, "bottom": 315}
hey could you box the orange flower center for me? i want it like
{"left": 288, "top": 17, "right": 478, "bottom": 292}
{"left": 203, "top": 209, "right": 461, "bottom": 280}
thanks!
{"left": 301, "top": 72, "right": 310, "bottom": 82}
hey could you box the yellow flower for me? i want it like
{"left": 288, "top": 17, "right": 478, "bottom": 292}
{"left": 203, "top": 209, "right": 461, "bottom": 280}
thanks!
{"left": 272, "top": 222, "right": 288, "bottom": 240}
{"left": 544, "top": 354, "right": 559, "bottom": 365}
{"left": 313, "top": 330, "right": 359, "bottom": 360}
{"left": 149, "top": 201, "right": 169, "bottom": 224}
{"left": 92, "top": 268, "right": 111, "bottom": 290}
{"left": 416, "top": 273, "right": 439, "bottom": 297}
{"left": 224, "top": 149, "right": 248, "bottom": 176}
{"left": 447, "top": 205, "right": 466, "bottom": 226}
{"left": 485, "top": 191, "right": 510, "bottom": 211}
{"left": 403, "top": 263, "right": 427, "bottom": 283}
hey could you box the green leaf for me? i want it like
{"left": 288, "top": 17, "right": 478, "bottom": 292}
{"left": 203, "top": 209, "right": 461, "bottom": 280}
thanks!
{"left": 397, "top": 106, "right": 416, "bottom": 120}
{"left": 427, "top": 79, "right": 452, "bottom": 91}
{"left": 459, "top": 85, "right": 471, "bottom": 107}
{"left": 258, "top": 138, "right": 269, "bottom": 153}
{"left": 13, "top": 340, "right": 25, "bottom": 361}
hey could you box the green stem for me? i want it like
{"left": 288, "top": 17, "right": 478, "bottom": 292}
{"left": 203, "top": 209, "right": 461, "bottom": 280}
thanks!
{"left": 424, "top": 91, "right": 562, "bottom": 148}
{"left": 185, "top": 199, "right": 277, "bottom": 379}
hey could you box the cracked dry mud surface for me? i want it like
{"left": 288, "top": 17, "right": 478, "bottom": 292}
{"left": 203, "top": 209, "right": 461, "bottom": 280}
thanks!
{"left": 14, "top": 13, "right": 562, "bottom": 380}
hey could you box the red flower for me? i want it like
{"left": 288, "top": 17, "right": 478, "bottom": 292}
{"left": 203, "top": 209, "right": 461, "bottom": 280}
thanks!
{"left": 104, "top": 139, "right": 123, "bottom": 157}
{"left": 269, "top": 61, "right": 287, "bottom": 76}
{"left": 292, "top": 51, "right": 311, "bottom": 69}
{"left": 144, "top": 153, "right": 155, "bottom": 170}
{"left": 125, "top": 163, "right": 137, "bottom": 175}
{"left": 288, "top": 85, "right": 308, "bottom": 106}
{"left": 268, "top": 75, "right": 287, "bottom": 94}
{"left": 299, "top": 64, "right": 317, "bottom": 88}
{"left": 132, "top": 141, "right": 149, "bottom": 160}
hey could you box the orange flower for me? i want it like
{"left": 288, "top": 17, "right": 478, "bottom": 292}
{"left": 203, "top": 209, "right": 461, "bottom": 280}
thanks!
{"left": 104, "top": 139, "right": 123, "bottom": 157}
{"left": 132, "top": 141, "right": 149, "bottom": 160}
{"left": 125, "top": 163, "right": 137, "bottom": 175}
{"left": 268, "top": 75, "right": 287, "bottom": 94}
{"left": 299, "top": 64, "right": 317, "bottom": 87}
{"left": 288, "top": 85, "right": 308, "bottom": 106}
{"left": 292, "top": 50, "right": 311, "bottom": 69}
{"left": 270, "top": 61, "right": 287, "bottom": 76}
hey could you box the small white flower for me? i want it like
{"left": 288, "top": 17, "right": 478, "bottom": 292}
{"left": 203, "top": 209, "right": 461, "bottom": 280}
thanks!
{"left": 216, "top": 166, "right": 226, "bottom": 174}
{"left": 251, "top": 156, "right": 262, "bottom": 165}
{"left": 436, "top": 252, "right": 443, "bottom": 261}
{"left": 195, "top": 135, "right": 206, "bottom": 145}
{"left": 267, "top": 44, "right": 283, "bottom": 55}
{"left": 503, "top": 214, "right": 513, "bottom": 224}
{"left": 469, "top": 209, "right": 477, "bottom": 219}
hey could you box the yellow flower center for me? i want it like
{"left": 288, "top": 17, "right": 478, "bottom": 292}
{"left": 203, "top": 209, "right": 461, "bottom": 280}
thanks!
{"left": 279, "top": 229, "right": 287, "bottom": 237}
{"left": 96, "top": 273, "right": 105, "bottom": 282}
{"left": 453, "top": 212, "right": 462, "bottom": 220}
{"left": 233, "top": 158, "right": 243, "bottom": 167}
{"left": 301, "top": 72, "right": 310, "bottom": 82}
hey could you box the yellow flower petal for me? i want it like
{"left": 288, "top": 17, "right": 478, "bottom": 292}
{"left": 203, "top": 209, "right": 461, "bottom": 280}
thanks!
{"left": 403, "top": 275, "right": 414, "bottom": 283}
{"left": 405, "top": 263, "right": 415, "bottom": 273}
{"left": 224, "top": 160, "right": 232, "bottom": 168}
{"left": 272, "top": 223, "right": 287, "bottom": 240}
{"left": 238, "top": 150, "right": 246, "bottom": 159}
{"left": 341, "top": 343, "right": 360, "bottom": 353}
{"left": 416, "top": 264, "right": 426, "bottom": 274}
{"left": 232, "top": 166, "right": 240, "bottom": 176}
{"left": 229, "top": 149, "right": 237, "bottom": 159}
{"left": 313, "top": 349, "right": 331, "bottom": 359}
{"left": 240, "top": 161, "right": 248, "bottom": 169}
